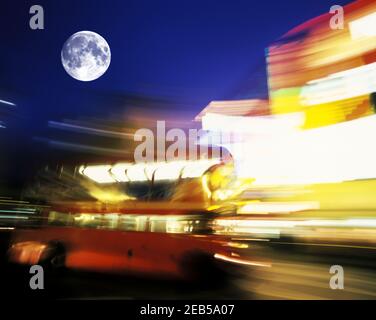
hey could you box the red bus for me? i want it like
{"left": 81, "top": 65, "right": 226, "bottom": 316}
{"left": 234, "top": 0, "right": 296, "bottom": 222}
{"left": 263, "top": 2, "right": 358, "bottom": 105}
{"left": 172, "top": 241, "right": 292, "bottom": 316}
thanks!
{"left": 7, "top": 160, "right": 251, "bottom": 281}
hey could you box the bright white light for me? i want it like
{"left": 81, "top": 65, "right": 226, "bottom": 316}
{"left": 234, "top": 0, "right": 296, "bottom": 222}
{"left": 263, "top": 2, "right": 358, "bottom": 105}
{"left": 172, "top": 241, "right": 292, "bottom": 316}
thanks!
{"left": 0, "top": 99, "right": 16, "bottom": 107}
{"left": 126, "top": 163, "right": 148, "bottom": 182}
{"left": 231, "top": 114, "right": 376, "bottom": 185}
{"left": 349, "top": 12, "right": 376, "bottom": 39}
{"left": 81, "top": 159, "right": 222, "bottom": 183}
{"left": 214, "top": 253, "right": 271, "bottom": 267}
{"left": 154, "top": 161, "right": 186, "bottom": 180}
{"left": 215, "top": 218, "right": 376, "bottom": 231}
{"left": 300, "top": 62, "right": 376, "bottom": 105}
{"left": 202, "top": 112, "right": 304, "bottom": 134}
{"left": 110, "top": 163, "right": 132, "bottom": 182}
{"left": 181, "top": 159, "right": 221, "bottom": 178}
{"left": 238, "top": 202, "right": 320, "bottom": 214}
{"left": 300, "top": 219, "right": 376, "bottom": 228}
{"left": 216, "top": 219, "right": 297, "bottom": 228}
{"left": 81, "top": 165, "right": 115, "bottom": 184}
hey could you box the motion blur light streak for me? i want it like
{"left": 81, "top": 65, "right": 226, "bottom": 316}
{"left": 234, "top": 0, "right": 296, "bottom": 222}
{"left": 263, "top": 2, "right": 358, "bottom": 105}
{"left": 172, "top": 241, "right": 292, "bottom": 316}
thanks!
{"left": 152, "top": 161, "right": 186, "bottom": 180}
{"left": 0, "top": 199, "right": 29, "bottom": 204}
{"left": 237, "top": 202, "right": 320, "bottom": 214}
{"left": 215, "top": 219, "right": 297, "bottom": 229}
{"left": 48, "top": 121, "right": 134, "bottom": 138}
{"left": 301, "top": 219, "right": 376, "bottom": 228}
{"left": 125, "top": 163, "right": 149, "bottom": 182}
{"left": 214, "top": 253, "right": 271, "bottom": 268}
{"left": 79, "top": 165, "right": 115, "bottom": 184}
{"left": 266, "top": 0, "right": 376, "bottom": 129}
{"left": 0, "top": 99, "right": 16, "bottom": 106}
{"left": 180, "top": 159, "right": 222, "bottom": 178}
{"left": 0, "top": 210, "right": 36, "bottom": 214}
{"left": 213, "top": 217, "right": 376, "bottom": 246}
{"left": 229, "top": 114, "right": 376, "bottom": 185}
{"left": 226, "top": 242, "right": 249, "bottom": 249}
{"left": 48, "top": 139, "right": 132, "bottom": 156}
{"left": 201, "top": 112, "right": 304, "bottom": 134}
{"left": 195, "top": 99, "right": 270, "bottom": 121}
{"left": 300, "top": 62, "right": 376, "bottom": 105}
{"left": 80, "top": 159, "right": 222, "bottom": 183}
{"left": 110, "top": 163, "right": 132, "bottom": 182}
{"left": 349, "top": 11, "right": 376, "bottom": 39}
{"left": 0, "top": 215, "right": 28, "bottom": 220}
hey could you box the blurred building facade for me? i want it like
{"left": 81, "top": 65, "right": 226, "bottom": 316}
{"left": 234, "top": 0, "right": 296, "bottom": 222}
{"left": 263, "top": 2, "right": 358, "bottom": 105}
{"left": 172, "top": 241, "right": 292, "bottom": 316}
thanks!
{"left": 197, "top": 0, "right": 376, "bottom": 129}
{"left": 195, "top": 0, "right": 376, "bottom": 186}
{"left": 268, "top": 0, "right": 376, "bottom": 128}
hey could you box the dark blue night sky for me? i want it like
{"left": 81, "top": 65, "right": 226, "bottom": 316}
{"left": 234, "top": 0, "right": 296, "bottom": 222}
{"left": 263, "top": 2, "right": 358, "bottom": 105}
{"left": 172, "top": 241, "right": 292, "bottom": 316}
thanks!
{"left": 0, "top": 0, "right": 351, "bottom": 195}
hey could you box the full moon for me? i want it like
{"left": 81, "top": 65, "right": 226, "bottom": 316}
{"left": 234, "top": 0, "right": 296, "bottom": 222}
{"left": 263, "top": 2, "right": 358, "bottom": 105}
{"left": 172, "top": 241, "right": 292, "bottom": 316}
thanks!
{"left": 61, "top": 31, "right": 111, "bottom": 81}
